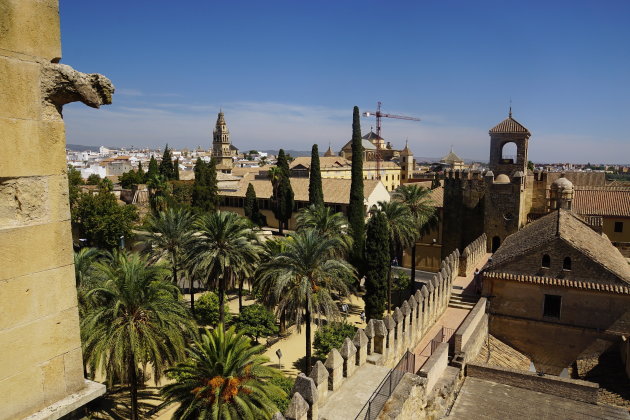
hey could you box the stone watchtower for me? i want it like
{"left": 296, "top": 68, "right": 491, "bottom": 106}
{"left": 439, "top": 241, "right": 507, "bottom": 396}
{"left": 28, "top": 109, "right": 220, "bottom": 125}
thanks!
{"left": 442, "top": 110, "right": 534, "bottom": 257}
{"left": 212, "top": 111, "right": 234, "bottom": 167}
{"left": 484, "top": 110, "right": 532, "bottom": 251}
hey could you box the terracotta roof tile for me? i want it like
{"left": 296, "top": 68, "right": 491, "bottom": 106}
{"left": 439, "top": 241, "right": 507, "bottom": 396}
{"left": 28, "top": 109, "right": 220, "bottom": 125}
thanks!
{"left": 573, "top": 187, "right": 630, "bottom": 217}
{"left": 483, "top": 272, "right": 630, "bottom": 295}
{"left": 220, "top": 177, "right": 382, "bottom": 205}
{"left": 489, "top": 116, "right": 531, "bottom": 135}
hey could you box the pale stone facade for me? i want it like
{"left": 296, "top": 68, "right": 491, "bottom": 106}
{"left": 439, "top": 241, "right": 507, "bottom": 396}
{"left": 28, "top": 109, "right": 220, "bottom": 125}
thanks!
{"left": 0, "top": 1, "right": 108, "bottom": 418}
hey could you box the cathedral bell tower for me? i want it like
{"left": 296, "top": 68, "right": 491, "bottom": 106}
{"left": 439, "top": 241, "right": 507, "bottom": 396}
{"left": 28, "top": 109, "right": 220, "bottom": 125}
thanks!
{"left": 212, "top": 111, "right": 234, "bottom": 168}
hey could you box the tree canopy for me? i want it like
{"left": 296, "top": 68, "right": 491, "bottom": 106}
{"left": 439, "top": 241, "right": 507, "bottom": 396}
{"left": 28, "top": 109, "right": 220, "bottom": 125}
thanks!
{"left": 348, "top": 106, "right": 365, "bottom": 273}
{"left": 363, "top": 211, "right": 389, "bottom": 320}
{"left": 308, "top": 144, "right": 324, "bottom": 207}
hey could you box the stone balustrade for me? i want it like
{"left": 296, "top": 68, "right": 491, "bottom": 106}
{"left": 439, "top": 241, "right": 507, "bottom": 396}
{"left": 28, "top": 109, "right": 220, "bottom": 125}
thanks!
{"left": 458, "top": 233, "right": 487, "bottom": 276}
{"left": 284, "top": 250, "right": 461, "bottom": 419}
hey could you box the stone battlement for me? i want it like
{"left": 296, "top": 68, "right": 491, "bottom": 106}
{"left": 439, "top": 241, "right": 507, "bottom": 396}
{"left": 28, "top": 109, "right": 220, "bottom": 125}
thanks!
{"left": 279, "top": 250, "right": 461, "bottom": 420}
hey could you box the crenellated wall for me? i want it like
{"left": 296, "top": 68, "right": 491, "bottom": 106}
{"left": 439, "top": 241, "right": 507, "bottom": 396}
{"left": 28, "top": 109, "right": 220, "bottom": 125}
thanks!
{"left": 281, "top": 250, "right": 461, "bottom": 420}
{"left": 458, "top": 233, "right": 487, "bottom": 276}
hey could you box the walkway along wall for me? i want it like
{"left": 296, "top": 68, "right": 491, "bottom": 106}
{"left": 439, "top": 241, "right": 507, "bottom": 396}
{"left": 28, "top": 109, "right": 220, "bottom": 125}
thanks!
{"left": 458, "top": 233, "right": 487, "bottom": 277}
{"left": 0, "top": 1, "right": 111, "bottom": 418}
{"left": 279, "top": 250, "right": 461, "bottom": 420}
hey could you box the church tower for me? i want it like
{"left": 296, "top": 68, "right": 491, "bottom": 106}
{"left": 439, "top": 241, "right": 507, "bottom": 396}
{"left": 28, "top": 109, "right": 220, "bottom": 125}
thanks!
{"left": 212, "top": 111, "right": 234, "bottom": 167}
{"left": 400, "top": 140, "right": 414, "bottom": 181}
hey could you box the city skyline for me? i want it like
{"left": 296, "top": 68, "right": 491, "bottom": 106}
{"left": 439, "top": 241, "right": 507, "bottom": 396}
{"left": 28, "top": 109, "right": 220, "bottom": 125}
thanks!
{"left": 60, "top": 1, "right": 630, "bottom": 163}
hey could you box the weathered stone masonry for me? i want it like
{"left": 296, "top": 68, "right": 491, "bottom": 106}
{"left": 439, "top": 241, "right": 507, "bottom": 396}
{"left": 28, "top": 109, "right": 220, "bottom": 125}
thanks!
{"left": 0, "top": 1, "right": 113, "bottom": 418}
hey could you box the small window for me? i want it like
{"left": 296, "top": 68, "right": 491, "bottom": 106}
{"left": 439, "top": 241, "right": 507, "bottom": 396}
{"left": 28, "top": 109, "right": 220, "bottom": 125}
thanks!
{"left": 563, "top": 257, "right": 571, "bottom": 270}
{"left": 542, "top": 254, "right": 551, "bottom": 268}
{"left": 614, "top": 222, "right": 623, "bottom": 233}
{"left": 543, "top": 294, "right": 561, "bottom": 318}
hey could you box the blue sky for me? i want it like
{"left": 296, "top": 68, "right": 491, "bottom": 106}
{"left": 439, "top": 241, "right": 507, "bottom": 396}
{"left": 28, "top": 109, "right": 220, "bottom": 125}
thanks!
{"left": 60, "top": 1, "right": 630, "bottom": 163}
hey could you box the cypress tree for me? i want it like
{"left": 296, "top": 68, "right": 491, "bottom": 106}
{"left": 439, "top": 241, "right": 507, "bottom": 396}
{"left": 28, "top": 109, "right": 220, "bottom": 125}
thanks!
{"left": 159, "top": 144, "right": 175, "bottom": 180}
{"left": 137, "top": 161, "right": 145, "bottom": 183}
{"left": 174, "top": 158, "right": 180, "bottom": 180}
{"left": 244, "top": 183, "right": 264, "bottom": 226}
{"left": 431, "top": 173, "right": 440, "bottom": 190}
{"left": 191, "top": 158, "right": 219, "bottom": 212}
{"left": 273, "top": 149, "right": 294, "bottom": 234}
{"left": 147, "top": 156, "right": 159, "bottom": 180}
{"left": 308, "top": 144, "right": 324, "bottom": 207}
{"left": 364, "top": 211, "right": 390, "bottom": 320}
{"left": 348, "top": 106, "right": 365, "bottom": 272}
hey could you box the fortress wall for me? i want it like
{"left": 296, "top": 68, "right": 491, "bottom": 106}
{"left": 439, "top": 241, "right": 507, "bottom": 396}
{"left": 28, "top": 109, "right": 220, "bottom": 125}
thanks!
{"left": 0, "top": 1, "right": 105, "bottom": 418}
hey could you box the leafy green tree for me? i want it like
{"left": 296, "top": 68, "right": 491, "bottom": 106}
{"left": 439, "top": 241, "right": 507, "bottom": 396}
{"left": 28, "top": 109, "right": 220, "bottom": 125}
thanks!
{"left": 393, "top": 184, "right": 438, "bottom": 286}
{"left": 160, "top": 144, "right": 176, "bottom": 180}
{"left": 195, "top": 291, "right": 232, "bottom": 326}
{"left": 170, "top": 180, "right": 194, "bottom": 207}
{"left": 393, "top": 270, "right": 412, "bottom": 307}
{"left": 244, "top": 183, "right": 265, "bottom": 226}
{"left": 192, "top": 158, "right": 219, "bottom": 213}
{"left": 313, "top": 322, "right": 357, "bottom": 359}
{"left": 237, "top": 304, "right": 278, "bottom": 343}
{"left": 268, "top": 376, "right": 294, "bottom": 413}
{"left": 348, "top": 106, "right": 365, "bottom": 273}
{"left": 67, "top": 165, "right": 84, "bottom": 207}
{"left": 141, "top": 208, "right": 195, "bottom": 306}
{"left": 272, "top": 149, "right": 294, "bottom": 235}
{"left": 376, "top": 201, "right": 416, "bottom": 313}
{"left": 308, "top": 144, "right": 324, "bottom": 207}
{"left": 256, "top": 229, "right": 354, "bottom": 372}
{"left": 81, "top": 251, "right": 194, "bottom": 420}
{"left": 364, "top": 211, "right": 389, "bottom": 320}
{"left": 147, "top": 173, "right": 171, "bottom": 213}
{"left": 527, "top": 160, "right": 535, "bottom": 171}
{"left": 99, "top": 177, "right": 114, "bottom": 192}
{"left": 190, "top": 211, "right": 262, "bottom": 322}
{"left": 72, "top": 191, "right": 139, "bottom": 249}
{"left": 161, "top": 325, "right": 285, "bottom": 420}
{"left": 120, "top": 169, "right": 143, "bottom": 189}
{"left": 86, "top": 173, "right": 101, "bottom": 185}
{"left": 147, "top": 155, "right": 159, "bottom": 180}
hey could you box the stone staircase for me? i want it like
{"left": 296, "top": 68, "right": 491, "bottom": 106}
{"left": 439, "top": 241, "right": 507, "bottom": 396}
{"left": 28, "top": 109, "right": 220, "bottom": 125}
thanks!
{"left": 448, "top": 289, "right": 478, "bottom": 310}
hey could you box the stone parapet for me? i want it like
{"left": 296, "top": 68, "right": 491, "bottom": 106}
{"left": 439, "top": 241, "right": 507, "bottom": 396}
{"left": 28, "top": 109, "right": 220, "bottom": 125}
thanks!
{"left": 418, "top": 342, "right": 449, "bottom": 393}
{"left": 459, "top": 234, "right": 487, "bottom": 276}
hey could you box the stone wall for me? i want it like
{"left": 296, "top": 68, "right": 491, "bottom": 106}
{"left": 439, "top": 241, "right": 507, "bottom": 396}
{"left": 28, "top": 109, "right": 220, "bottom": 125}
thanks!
{"left": 458, "top": 233, "right": 486, "bottom": 276}
{"left": 417, "top": 342, "right": 448, "bottom": 393}
{"left": 0, "top": 1, "right": 109, "bottom": 418}
{"left": 453, "top": 298, "right": 487, "bottom": 363}
{"left": 466, "top": 363, "right": 599, "bottom": 404}
{"left": 283, "top": 250, "right": 461, "bottom": 420}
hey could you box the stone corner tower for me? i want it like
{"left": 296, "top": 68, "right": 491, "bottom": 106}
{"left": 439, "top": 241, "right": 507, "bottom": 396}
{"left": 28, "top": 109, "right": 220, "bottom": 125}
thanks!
{"left": 400, "top": 140, "right": 414, "bottom": 181}
{"left": 484, "top": 110, "right": 532, "bottom": 251}
{"left": 0, "top": 1, "right": 109, "bottom": 418}
{"left": 212, "top": 111, "right": 234, "bottom": 168}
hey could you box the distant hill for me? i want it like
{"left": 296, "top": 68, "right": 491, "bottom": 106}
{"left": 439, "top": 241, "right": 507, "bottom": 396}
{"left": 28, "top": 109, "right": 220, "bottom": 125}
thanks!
{"left": 67, "top": 143, "right": 99, "bottom": 152}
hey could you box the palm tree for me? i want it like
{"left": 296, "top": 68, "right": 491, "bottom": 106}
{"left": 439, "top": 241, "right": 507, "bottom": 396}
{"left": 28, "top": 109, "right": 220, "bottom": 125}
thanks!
{"left": 375, "top": 201, "right": 416, "bottom": 312}
{"left": 140, "top": 208, "right": 196, "bottom": 311}
{"left": 393, "top": 184, "right": 438, "bottom": 285}
{"left": 190, "top": 211, "right": 262, "bottom": 319}
{"left": 295, "top": 204, "right": 352, "bottom": 252}
{"left": 256, "top": 229, "right": 354, "bottom": 372}
{"left": 147, "top": 173, "right": 170, "bottom": 213}
{"left": 81, "top": 251, "right": 195, "bottom": 420}
{"left": 74, "top": 247, "right": 103, "bottom": 288}
{"left": 162, "top": 325, "right": 285, "bottom": 419}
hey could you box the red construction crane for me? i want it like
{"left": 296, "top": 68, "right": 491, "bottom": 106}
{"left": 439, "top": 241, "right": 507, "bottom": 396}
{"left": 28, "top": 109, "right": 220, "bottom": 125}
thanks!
{"left": 363, "top": 101, "right": 420, "bottom": 180}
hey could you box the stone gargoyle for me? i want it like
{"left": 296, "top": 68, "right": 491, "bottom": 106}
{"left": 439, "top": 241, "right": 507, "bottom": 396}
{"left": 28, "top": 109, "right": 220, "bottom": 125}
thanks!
{"left": 41, "top": 63, "right": 114, "bottom": 119}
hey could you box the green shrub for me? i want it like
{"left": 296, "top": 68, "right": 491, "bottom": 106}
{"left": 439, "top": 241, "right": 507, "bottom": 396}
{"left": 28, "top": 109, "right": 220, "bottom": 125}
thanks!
{"left": 195, "top": 291, "right": 231, "bottom": 326}
{"left": 313, "top": 322, "right": 357, "bottom": 359}
{"left": 236, "top": 304, "right": 278, "bottom": 342}
{"left": 269, "top": 376, "right": 294, "bottom": 413}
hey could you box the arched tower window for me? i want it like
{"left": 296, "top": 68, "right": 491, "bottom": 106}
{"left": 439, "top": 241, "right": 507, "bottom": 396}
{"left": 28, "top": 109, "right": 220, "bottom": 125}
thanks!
{"left": 563, "top": 257, "right": 571, "bottom": 270}
{"left": 542, "top": 254, "right": 551, "bottom": 268}
{"left": 492, "top": 236, "right": 501, "bottom": 252}
{"left": 501, "top": 142, "right": 517, "bottom": 164}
